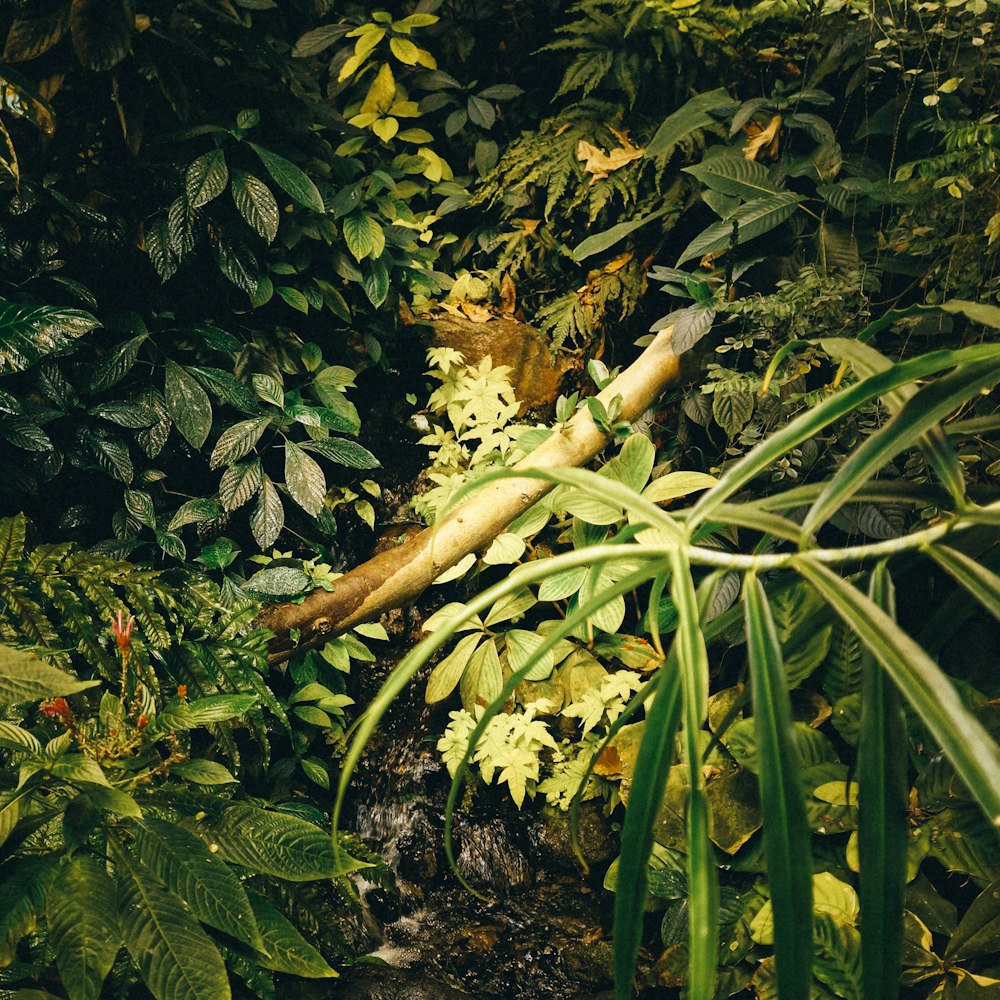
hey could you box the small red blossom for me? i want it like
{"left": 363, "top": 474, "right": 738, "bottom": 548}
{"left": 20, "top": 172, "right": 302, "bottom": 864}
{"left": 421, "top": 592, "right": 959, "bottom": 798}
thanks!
{"left": 176, "top": 685, "right": 187, "bottom": 698}
{"left": 136, "top": 714, "right": 149, "bottom": 731}
{"left": 111, "top": 611, "right": 135, "bottom": 653}
{"left": 40, "top": 697, "right": 71, "bottom": 719}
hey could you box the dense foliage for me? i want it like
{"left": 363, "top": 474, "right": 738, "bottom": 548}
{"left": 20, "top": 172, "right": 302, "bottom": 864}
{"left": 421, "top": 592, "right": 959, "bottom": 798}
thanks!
{"left": 0, "top": 0, "right": 998, "bottom": 998}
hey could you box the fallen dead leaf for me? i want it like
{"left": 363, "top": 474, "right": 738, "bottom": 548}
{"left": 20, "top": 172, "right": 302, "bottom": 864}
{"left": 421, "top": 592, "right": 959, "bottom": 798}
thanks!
{"left": 577, "top": 133, "right": 644, "bottom": 182}
{"left": 743, "top": 114, "right": 781, "bottom": 161}
{"left": 499, "top": 272, "right": 516, "bottom": 314}
{"left": 459, "top": 301, "right": 494, "bottom": 323}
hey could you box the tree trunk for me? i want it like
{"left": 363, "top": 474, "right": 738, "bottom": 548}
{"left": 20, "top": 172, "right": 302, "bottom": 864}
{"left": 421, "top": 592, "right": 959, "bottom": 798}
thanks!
{"left": 259, "top": 329, "right": 681, "bottom": 663}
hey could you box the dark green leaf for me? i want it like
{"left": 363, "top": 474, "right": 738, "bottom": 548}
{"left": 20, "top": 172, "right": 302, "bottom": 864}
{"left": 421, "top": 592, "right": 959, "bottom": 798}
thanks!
{"left": 246, "top": 565, "right": 311, "bottom": 596}
{"left": 0, "top": 301, "right": 99, "bottom": 375}
{"left": 745, "top": 575, "right": 814, "bottom": 1000}
{"left": 251, "top": 475, "right": 283, "bottom": 548}
{"left": 247, "top": 143, "right": 325, "bottom": 213}
{"left": 70, "top": 0, "right": 133, "bottom": 71}
{"left": 219, "top": 458, "right": 263, "bottom": 511}
{"left": 231, "top": 169, "right": 279, "bottom": 243}
{"left": 645, "top": 89, "right": 732, "bottom": 160}
{"left": 186, "top": 150, "right": 229, "bottom": 209}
{"left": 284, "top": 440, "right": 327, "bottom": 516}
{"left": 245, "top": 893, "right": 337, "bottom": 977}
{"left": 677, "top": 192, "right": 800, "bottom": 266}
{"left": 572, "top": 207, "right": 670, "bottom": 263}
{"left": 209, "top": 416, "right": 271, "bottom": 470}
{"left": 47, "top": 855, "right": 121, "bottom": 1000}
{"left": 113, "top": 840, "right": 231, "bottom": 1000}
{"left": 301, "top": 437, "right": 380, "bottom": 469}
{"left": 164, "top": 360, "right": 212, "bottom": 450}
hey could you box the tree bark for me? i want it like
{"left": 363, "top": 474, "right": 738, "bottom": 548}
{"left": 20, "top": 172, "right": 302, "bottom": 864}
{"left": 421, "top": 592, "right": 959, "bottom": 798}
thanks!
{"left": 259, "top": 329, "right": 681, "bottom": 663}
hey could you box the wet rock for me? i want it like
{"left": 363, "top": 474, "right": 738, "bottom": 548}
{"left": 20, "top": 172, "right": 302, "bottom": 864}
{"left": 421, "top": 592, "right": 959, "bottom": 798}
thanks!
{"left": 530, "top": 802, "right": 615, "bottom": 871}
{"left": 396, "top": 829, "right": 440, "bottom": 882}
{"left": 334, "top": 964, "right": 467, "bottom": 999}
{"left": 561, "top": 937, "right": 616, "bottom": 987}
{"left": 455, "top": 817, "right": 534, "bottom": 895}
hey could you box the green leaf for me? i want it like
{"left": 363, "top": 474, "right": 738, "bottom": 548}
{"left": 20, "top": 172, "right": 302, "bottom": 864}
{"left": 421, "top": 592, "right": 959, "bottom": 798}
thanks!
{"left": 209, "top": 416, "right": 271, "bottom": 470}
{"left": 186, "top": 150, "right": 228, "bottom": 209}
{"left": 47, "top": 855, "right": 120, "bottom": 1000}
{"left": 684, "top": 153, "right": 783, "bottom": 200}
{"left": 572, "top": 207, "right": 670, "bottom": 263}
{"left": 642, "top": 472, "right": 718, "bottom": 505}
{"left": 794, "top": 560, "right": 1000, "bottom": 829}
{"left": 690, "top": 343, "right": 1000, "bottom": 526}
{"left": 219, "top": 459, "right": 263, "bottom": 511}
{"left": 537, "top": 566, "right": 588, "bottom": 602}
{"left": 669, "top": 553, "right": 718, "bottom": 1000}
{"left": 677, "top": 192, "right": 800, "bottom": 266}
{"left": 285, "top": 440, "right": 327, "bottom": 516}
{"left": 164, "top": 360, "right": 212, "bottom": 450}
{"left": 812, "top": 914, "right": 862, "bottom": 999}
{"left": 0, "top": 858, "right": 57, "bottom": 965}
{"left": 247, "top": 143, "right": 324, "bottom": 213}
{"left": 945, "top": 878, "right": 1000, "bottom": 961}
{"left": 362, "top": 257, "right": 390, "bottom": 307}
{"left": 745, "top": 575, "right": 814, "bottom": 1000}
{"left": 245, "top": 892, "right": 337, "bottom": 977}
{"left": 276, "top": 286, "right": 309, "bottom": 313}
{"left": 460, "top": 638, "right": 504, "bottom": 712}
{"left": 645, "top": 88, "right": 732, "bottom": 160}
{"left": 467, "top": 94, "right": 495, "bottom": 128}
{"left": 123, "top": 489, "right": 155, "bottom": 528}
{"left": 190, "top": 803, "right": 362, "bottom": 880}
{"left": 186, "top": 693, "right": 258, "bottom": 724}
{"left": 69, "top": 0, "right": 133, "bottom": 71}
{"left": 858, "top": 564, "right": 907, "bottom": 1000}
{"left": 713, "top": 390, "right": 754, "bottom": 438}
{"left": 426, "top": 633, "right": 482, "bottom": 704}
{"left": 343, "top": 211, "right": 384, "bottom": 262}
{"left": 801, "top": 361, "right": 999, "bottom": 535}
{"left": 167, "top": 498, "right": 224, "bottom": 532}
{"left": 133, "top": 819, "right": 263, "bottom": 950}
{"left": 251, "top": 475, "right": 284, "bottom": 548}
{"left": 300, "top": 437, "right": 380, "bottom": 469}
{"left": 614, "top": 650, "right": 683, "bottom": 1000}
{"left": 113, "top": 840, "right": 231, "bottom": 1000}
{"left": 0, "top": 300, "right": 99, "bottom": 375}
{"left": 0, "top": 645, "right": 100, "bottom": 703}
{"left": 174, "top": 760, "right": 237, "bottom": 785}
{"left": 505, "top": 629, "right": 554, "bottom": 681}
{"left": 231, "top": 169, "right": 279, "bottom": 243}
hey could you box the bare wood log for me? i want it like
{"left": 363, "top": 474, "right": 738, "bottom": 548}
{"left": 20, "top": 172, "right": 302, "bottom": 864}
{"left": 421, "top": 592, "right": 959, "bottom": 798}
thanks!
{"left": 259, "top": 329, "right": 681, "bottom": 663}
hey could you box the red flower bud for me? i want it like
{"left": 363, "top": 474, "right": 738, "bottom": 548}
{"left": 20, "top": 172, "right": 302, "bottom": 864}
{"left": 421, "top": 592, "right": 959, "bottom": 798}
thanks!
{"left": 136, "top": 714, "right": 149, "bottom": 731}
{"left": 40, "top": 697, "right": 70, "bottom": 719}
{"left": 111, "top": 611, "right": 135, "bottom": 653}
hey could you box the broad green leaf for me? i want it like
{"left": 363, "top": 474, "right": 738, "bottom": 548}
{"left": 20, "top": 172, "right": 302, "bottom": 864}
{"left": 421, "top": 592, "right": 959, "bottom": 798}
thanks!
{"left": 0, "top": 645, "right": 100, "bottom": 703}
{"left": 343, "top": 211, "right": 384, "bottom": 261}
{"left": 133, "top": 819, "right": 262, "bottom": 950}
{"left": 187, "top": 693, "right": 257, "bottom": 723}
{"left": 684, "top": 153, "right": 783, "bottom": 200}
{"left": 167, "top": 497, "right": 224, "bottom": 532}
{"left": 246, "top": 564, "right": 310, "bottom": 596}
{"left": 362, "top": 257, "right": 390, "bottom": 307}
{"left": 247, "top": 142, "right": 324, "bottom": 213}
{"left": 482, "top": 532, "right": 526, "bottom": 565}
{"left": 0, "top": 300, "right": 99, "bottom": 375}
{"left": 945, "top": 878, "right": 1000, "bottom": 961}
{"left": 209, "top": 416, "right": 271, "bottom": 470}
{"left": 250, "top": 475, "right": 284, "bottom": 548}
{"left": 231, "top": 169, "right": 279, "bottom": 243}
{"left": 505, "top": 629, "right": 554, "bottom": 681}
{"left": 174, "top": 760, "right": 237, "bottom": 784}
{"left": 677, "top": 192, "right": 800, "bottom": 266}
{"left": 46, "top": 855, "right": 120, "bottom": 1000}
{"left": 812, "top": 913, "right": 863, "bottom": 999}
{"left": 537, "top": 566, "right": 588, "bottom": 602}
{"left": 186, "top": 150, "right": 228, "bottom": 208}
{"left": 245, "top": 892, "right": 337, "bottom": 977}
{"left": 426, "top": 633, "right": 482, "bottom": 704}
{"left": 802, "top": 361, "right": 999, "bottom": 535}
{"left": 795, "top": 560, "right": 1000, "bottom": 828}
{"left": 123, "top": 488, "right": 155, "bottom": 527}
{"left": 114, "top": 842, "right": 231, "bottom": 1000}
{"left": 460, "top": 638, "right": 503, "bottom": 711}
{"left": 190, "top": 803, "right": 362, "bottom": 880}
{"left": 645, "top": 88, "right": 732, "bottom": 160}
{"left": 284, "top": 440, "right": 326, "bottom": 517}
{"left": 301, "top": 437, "right": 380, "bottom": 469}
{"left": 745, "top": 575, "right": 813, "bottom": 1000}
{"left": 858, "top": 564, "right": 907, "bottom": 1000}
{"left": 218, "top": 458, "right": 263, "bottom": 511}
{"left": 572, "top": 207, "right": 670, "bottom": 263}
{"left": 164, "top": 360, "right": 212, "bottom": 450}
{"left": 0, "top": 721, "right": 41, "bottom": 753}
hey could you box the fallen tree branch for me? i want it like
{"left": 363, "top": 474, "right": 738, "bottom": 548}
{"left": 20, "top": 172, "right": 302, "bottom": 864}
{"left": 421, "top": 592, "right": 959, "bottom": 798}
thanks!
{"left": 259, "top": 329, "right": 681, "bottom": 663}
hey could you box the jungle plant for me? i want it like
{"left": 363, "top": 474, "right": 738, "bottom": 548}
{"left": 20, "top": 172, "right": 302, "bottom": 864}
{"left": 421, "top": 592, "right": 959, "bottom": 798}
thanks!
{"left": 0, "top": 610, "right": 367, "bottom": 999}
{"left": 331, "top": 309, "right": 1000, "bottom": 1000}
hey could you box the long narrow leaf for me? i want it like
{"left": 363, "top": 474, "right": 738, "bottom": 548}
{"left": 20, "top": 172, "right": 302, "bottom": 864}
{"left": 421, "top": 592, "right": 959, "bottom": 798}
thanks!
{"left": 613, "top": 654, "right": 683, "bottom": 1000}
{"left": 858, "top": 564, "right": 908, "bottom": 1000}
{"left": 689, "top": 343, "right": 1000, "bottom": 526}
{"left": 926, "top": 545, "right": 1000, "bottom": 624}
{"left": 793, "top": 559, "right": 1000, "bottom": 827}
{"left": 669, "top": 548, "right": 718, "bottom": 1000}
{"left": 744, "top": 574, "right": 813, "bottom": 1000}
{"left": 801, "top": 361, "right": 999, "bottom": 535}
